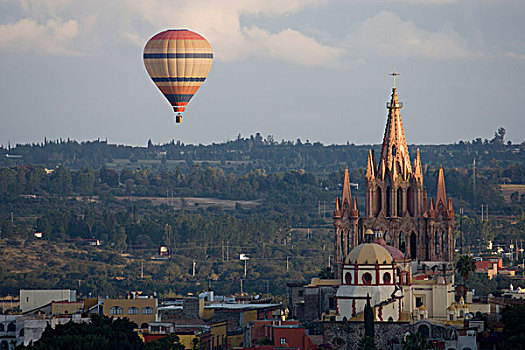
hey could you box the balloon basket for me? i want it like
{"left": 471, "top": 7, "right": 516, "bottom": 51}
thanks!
{"left": 175, "top": 114, "right": 183, "bottom": 124}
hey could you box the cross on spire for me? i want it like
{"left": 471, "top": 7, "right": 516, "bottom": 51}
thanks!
{"left": 390, "top": 70, "right": 400, "bottom": 88}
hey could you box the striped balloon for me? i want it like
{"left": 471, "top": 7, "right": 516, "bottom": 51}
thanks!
{"left": 143, "top": 29, "right": 213, "bottom": 122}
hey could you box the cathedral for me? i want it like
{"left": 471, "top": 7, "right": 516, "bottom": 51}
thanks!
{"left": 333, "top": 85, "right": 455, "bottom": 279}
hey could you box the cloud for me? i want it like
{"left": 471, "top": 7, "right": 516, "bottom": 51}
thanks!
{"left": 2, "top": 0, "right": 338, "bottom": 66}
{"left": 0, "top": 1, "right": 489, "bottom": 64}
{"left": 243, "top": 27, "right": 341, "bottom": 66}
{"left": 0, "top": 17, "right": 80, "bottom": 55}
{"left": 344, "top": 11, "right": 483, "bottom": 61}
{"left": 128, "top": 0, "right": 337, "bottom": 66}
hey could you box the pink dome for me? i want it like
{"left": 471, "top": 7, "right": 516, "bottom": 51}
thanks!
{"left": 373, "top": 238, "right": 406, "bottom": 261}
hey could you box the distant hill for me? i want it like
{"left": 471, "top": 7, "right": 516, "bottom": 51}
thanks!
{"left": 1, "top": 131, "right": 523, "bottom": 174}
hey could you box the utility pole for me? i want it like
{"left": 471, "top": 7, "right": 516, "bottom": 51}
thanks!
{"left": 460, "top": 208, "right": 464, "bottom": 253}
{"left": 286, "top": 256, "right": 289, "bottom": 271}
{"left": 328, "top": 255, "right": 331, "bottom": 268}
{"left": 472, "top": 159, "right": 476, "bottom": 202}
{"left": 240, "top": 279, "right": 243, "bottom": 294}
{"left": 481, "top": 204, "right": 484, "bottom": 222}
{"left": 141, "top": 261, "right": 144, "bottom": 279}
{"left": 226, "top": 241, "right": 229, "bottom": 261}
{"left": 192, "top": 259, "right": 196, "bottom": 277}
{"left": 222, "top": 240, "right": 224, "bottom": 261}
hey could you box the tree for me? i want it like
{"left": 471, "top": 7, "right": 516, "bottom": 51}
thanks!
{"left": 317, "top": 267, "right": 334, "bottom": 279}
{"left": 403, "top": 332, "right": 429, "bottom": 350}
{"left": 456, "top": 255, "right": 476, "bottom": 285}
{"left": 357, "top": 336, "right": 377, "bottom": 350}
{"left": 501, "top": 305, "right": 525, "bottom": 350}
{"left": 145, "top": 334, "right": 185, "bottom": 350}
{"left": 21, "top": 315, "right": 144, "bottom": 350}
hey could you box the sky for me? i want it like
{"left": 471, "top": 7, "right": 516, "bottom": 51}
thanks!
{"left": 1, "top": 0, "right": 524, "bottom": 147}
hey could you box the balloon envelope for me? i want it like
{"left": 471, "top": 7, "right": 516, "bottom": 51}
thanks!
{"left": 143, "top": 29, "right": 213, "bottom": 117}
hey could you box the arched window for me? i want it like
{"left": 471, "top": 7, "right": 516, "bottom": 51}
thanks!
{"left": 110, "top": 306, "right": 123, "bottom": 315}
{"left": 407, "top": 187, "right": 414, "bottom": 216}
{"left": 7, "top": 322, "right": 15, "bottom": 332}
{"left": 397, "top": 187, "right": 403, "bottom": 217}
{"left": 362, "top": 273, "right": 372, "bottom": 285}
{"left": 442, "top": 231, "right": 447, "bottom": 254}
{"left": 0, "top": 323, "right": 4, "bottom": 332}
{"left": 384, "top": 232, "right": 391, "bottom": 245}
{"left": 425, "top": 234, "right": 430, "bottom": 260}
{"left": 410, "top": 232, "right": 417, "bottom": 259}
{"left": 383, "top": 272, "right": 391, "bottom": 284}
{"left": 141, "top": 323, "right": 149, "bottom": 329}
{"left": 1, "top": 340, "right": 9, "bottom": 350}
{"left": 128, "top": 307, "right": 139, "bottom": 315}
{"left": 435, "top": 232, "right": 440, "bottom": 255}
{"left": 142, "top": 307, "right": 154, "bottom": 315}
{"left": 386, "top": 186, "right": 391, "bottom": 217}
{"left": 375, "top": 186, "right": 382, "bottom": 216}
{"left": 392, "top": 145, "right": 396, "bottom": 156}
{"left": 399, "top": 232, "right": 406, "bottom": 253}
{"left": 19, "top": 328, "right": 24, "bottom": 337}
{"left": 345, "top": 272, "right": 352, "bottom": 285}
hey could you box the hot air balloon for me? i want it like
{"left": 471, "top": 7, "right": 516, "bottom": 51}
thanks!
{"left": 143, "top": 29, "right": 213, "bottom": 124}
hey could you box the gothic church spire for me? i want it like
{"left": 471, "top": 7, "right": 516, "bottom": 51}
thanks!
{"left": 378, "top": 87, "right": 412, "bottom": 178}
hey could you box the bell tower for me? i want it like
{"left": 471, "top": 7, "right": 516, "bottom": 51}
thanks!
{"left": 333, "top": 73, "right": 454, "bottom": 278}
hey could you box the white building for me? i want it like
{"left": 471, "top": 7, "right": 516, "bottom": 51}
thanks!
{"left": 20, "top": 290, "right": 76, "bottom": 313}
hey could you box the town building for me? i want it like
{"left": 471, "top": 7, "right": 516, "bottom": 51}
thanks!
{"left": 103, "top": 292, "right": 158, "bottom": 328}
{"left": 333, "top": 86, "right": 455, "bottom": 279}
{"left": 19, "top": 289, "right": 76, "bottom": 313}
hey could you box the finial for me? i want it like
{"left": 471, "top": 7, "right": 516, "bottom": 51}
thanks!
{"left": 390, "top": 69, "right": 399, "bottom": 88}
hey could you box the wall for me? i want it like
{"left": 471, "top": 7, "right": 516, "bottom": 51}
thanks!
{"left": 20, "top": 290, "right": 76, "bottom": 313}
{"left": 323, "top": 321, "right": 409, "bottom": 350}
{"left": 103, "top": 298, "right": 157, "bottom": 327}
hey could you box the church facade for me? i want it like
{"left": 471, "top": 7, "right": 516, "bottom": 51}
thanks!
{"left": 333, "top": 86, "right": 455, "bottom": 279}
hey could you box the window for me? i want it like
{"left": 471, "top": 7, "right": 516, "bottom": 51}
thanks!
{"left": 280, "top": 338, "right": 287, "bottom": 344}
{"left": 384, "top": 232, "right": 391, "bottom": 245}
{"left": 383, "top": 272, "right": 391, "bottom": 284}
{"left": 397, "top": 187, "right": 403, "bottom": 216}
{"left": 110, "top": 306, "right": 123, "bottom": 315}
{"left": 328, "top": 297, "right": 335, "bottom": 309}
{"left": 19, "top": 329, "right": 24, "bottom": 337}
{"left": 142, "top": 307, "right": 154, "bottom": 315}
{"left": 7, "top": 323, "right": 15, "bottom": 332}
{"left": 399, "top": 232, "right": 406, "bottom": 253}
{"left": 128, "top": 307, "right": 139, "bottom": 315}
{"left": 0, "top": 324, "right": 3, "bottom": 332}
{"left": 298, "top": 290, "right": 304, "bottom": 297}
{"left": 415, "top": 297, "right": 423, "bottom": 308}
{"left": 345, "top": 272, "right": 352, "bottom": 284}
{"left": 386, "top": 186, "right": 391, "bottom": 217}
{"left": 362, "top": 272, "right": 372, "bottom": 285}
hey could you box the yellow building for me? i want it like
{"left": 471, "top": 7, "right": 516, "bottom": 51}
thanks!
{"left": 51, "top": 301, "right": 84, "bottom": 316}
{"left": 103, "top": 296, "right": 157, "bottom": 328}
